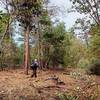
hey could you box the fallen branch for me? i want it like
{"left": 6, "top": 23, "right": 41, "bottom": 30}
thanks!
{"left": 44, "top": 75, "right": 65, "bottom": 85}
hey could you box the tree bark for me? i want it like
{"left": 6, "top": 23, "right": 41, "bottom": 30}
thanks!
{"left": 24, "top": 26, "right": 30, "bottom": 75}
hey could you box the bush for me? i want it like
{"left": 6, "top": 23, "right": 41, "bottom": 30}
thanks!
{"left": 77, "top": 58, "right": 89, "bottom": 69}
{"left": 57, "top": 93, "right": 78, "bottom": 100}
{"left": 88, "top": 59, "right": 100, "bottom": 75}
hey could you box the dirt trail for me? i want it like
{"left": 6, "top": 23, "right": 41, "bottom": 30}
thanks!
{"left": 0, "top": 69, "right": 99, "bottom": 100}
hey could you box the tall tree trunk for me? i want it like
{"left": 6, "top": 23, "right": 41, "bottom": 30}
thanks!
{"left": 24, "top": 26, "right": 30, "bottom": 75}
{"left": 38, "top": 32, "right": 42, "bottom": 69}
{"left": 38, "top": 23, "right": 42, "bottom": 69}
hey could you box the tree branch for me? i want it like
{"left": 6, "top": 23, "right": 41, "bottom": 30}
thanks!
{"left": 81, "top": 0, "right": 100, "bottom": 25}
{"left": 93, "top": 0, "right": 100, "bottom": 23}
{"left": 85, "top": 0, "right": 99, "bottom": 24}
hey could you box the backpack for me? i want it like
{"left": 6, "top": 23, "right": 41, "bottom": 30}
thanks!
{"left": 31, "top": 62, "right": 38, "bottom": 69}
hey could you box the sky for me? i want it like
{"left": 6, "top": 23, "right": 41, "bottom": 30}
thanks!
{"left": 49, "top": 0, "right": 84, "bottom": 30}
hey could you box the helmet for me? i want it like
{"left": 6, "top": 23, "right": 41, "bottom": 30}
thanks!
{"left": 34, "top": 59, "right": 37, "bottom": 62}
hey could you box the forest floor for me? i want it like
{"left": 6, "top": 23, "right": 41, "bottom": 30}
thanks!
{"left": 0, "top": 68, "right": 100, "bottom": 100}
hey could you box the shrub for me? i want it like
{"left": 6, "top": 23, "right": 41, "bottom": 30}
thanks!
{"left": 77, "top": 58, "right": 89, "bottom": 69}
{"left": 57, "top": 93, "right": 78, "bottom": 100}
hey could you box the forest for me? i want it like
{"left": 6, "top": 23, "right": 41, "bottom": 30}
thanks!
{"left": 0, "top": 0, "right": 100, "bottom": 100}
